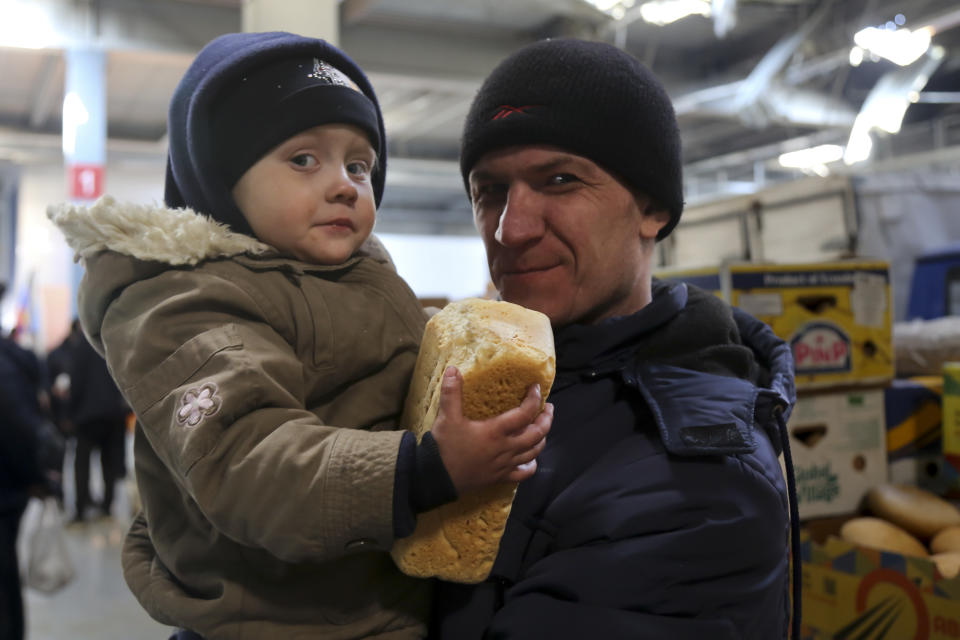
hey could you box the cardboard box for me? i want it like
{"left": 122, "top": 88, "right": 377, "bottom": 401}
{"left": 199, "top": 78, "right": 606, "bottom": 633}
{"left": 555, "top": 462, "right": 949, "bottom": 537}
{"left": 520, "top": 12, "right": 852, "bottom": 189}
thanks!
{"left": 659, "top": 260, "right": 893, "bottom": 389}
{"left": 944, "top": 364, "right": 960, "bottom": 497}
{"left": 887, "top": 377, "right": 944, "bottom": 460}
{"left": 728, "top": 261, "right": 892, "bottom": 389}
{"left": 788, "top": 389, "right": 887, "bottom": 519}
{"left": 800, "top": 518, "right": 960, "bottom": 639}
{"left": 885, "top": 377, "right": 956, "bottom": 495}
{"left": 945, "top": 363, "right": 960, "bottom": 458}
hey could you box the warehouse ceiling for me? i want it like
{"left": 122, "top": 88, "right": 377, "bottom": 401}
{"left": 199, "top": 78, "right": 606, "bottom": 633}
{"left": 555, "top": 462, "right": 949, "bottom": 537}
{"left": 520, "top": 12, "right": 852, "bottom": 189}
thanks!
{"left": 1, "top": 0, "right": 959, "bottom": 234}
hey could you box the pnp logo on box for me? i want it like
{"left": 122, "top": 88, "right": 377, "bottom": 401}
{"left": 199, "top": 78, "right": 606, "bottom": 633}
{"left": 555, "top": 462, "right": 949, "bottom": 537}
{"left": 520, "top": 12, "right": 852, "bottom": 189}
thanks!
{"left": 791, "top": 322, "right": 851, "bottom": 374}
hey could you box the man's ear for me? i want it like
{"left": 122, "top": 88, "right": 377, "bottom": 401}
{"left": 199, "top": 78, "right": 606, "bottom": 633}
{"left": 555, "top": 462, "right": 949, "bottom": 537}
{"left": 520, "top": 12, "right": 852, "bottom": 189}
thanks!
{"left": 639, "top": 207, "right": 670, "bottom": 241}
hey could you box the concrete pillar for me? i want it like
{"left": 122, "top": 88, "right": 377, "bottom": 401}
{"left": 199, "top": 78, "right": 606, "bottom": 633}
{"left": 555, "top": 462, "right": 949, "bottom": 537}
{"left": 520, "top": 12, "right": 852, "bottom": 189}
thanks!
{"left": 54, "top": 47, "right": 107, "bottom": 341}
{"left": 63, "top": 48, "right": 106, "bottom": 200}
{"left": 241, "top": 0, "right": 339, "bottom": 43}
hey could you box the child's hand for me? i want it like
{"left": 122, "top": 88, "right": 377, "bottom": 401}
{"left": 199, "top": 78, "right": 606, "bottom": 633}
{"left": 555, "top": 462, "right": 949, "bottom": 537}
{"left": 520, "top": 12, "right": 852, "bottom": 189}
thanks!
{"left": 431, "top": 366, "right": 553, "bottom": 495}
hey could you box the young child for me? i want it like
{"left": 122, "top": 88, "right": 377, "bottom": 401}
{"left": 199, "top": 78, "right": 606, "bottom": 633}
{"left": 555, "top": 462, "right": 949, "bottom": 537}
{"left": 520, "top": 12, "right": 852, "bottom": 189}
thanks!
{"left": 48, "top": 32, "right": 552, "bottom": 639}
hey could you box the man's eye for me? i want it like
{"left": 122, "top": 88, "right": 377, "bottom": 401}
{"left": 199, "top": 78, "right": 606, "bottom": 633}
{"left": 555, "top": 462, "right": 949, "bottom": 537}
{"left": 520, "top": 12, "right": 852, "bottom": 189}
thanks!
{"left": 547, "top": 173, "right": 578, "bottom": 186}
{"left": 290, "top": 153, "right": 318, "bottom": 168}
{"left": 474, "top": 183, "right": 507, "bottom": 200}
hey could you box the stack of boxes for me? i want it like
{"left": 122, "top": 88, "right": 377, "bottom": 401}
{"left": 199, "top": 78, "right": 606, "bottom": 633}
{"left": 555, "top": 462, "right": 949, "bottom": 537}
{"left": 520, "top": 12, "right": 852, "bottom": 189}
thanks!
{"left": 659, "top": 260, "right": 960, "bottom": 637}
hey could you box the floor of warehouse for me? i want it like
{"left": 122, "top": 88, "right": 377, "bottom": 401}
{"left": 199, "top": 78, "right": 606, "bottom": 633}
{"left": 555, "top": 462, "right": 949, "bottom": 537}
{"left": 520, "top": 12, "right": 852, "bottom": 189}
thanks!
{"left": 20, "top": 436, "right": 171, "bottom": 640}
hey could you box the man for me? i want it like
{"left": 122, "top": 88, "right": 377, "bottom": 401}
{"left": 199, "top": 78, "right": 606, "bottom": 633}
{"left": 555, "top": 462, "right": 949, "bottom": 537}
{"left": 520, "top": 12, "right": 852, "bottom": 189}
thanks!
{"left": 0, "top": 283, "right": 52, "bottom": 640}
{"left": 46, "top": 319, "right": 83, "bottom": 437}
{"left": 67, "top": 329, "right": 129, "bottom": 522}
{"left": 434, "top": 38, "right": 800, "bottom": 639}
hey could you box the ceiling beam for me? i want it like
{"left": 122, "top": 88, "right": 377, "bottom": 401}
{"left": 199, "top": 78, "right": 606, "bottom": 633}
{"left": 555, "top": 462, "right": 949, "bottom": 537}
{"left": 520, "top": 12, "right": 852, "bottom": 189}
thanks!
{"left": 342, "top": 23, "right": 531, "bottom": 79}
{"left": 341, "top": 0, "right": 380, "bottom": 25}
{"left": 388, "top": 94, "right": 474, "bottom": 141}
{"left": 28, "top": 53, "right": 62, "bottom": 129}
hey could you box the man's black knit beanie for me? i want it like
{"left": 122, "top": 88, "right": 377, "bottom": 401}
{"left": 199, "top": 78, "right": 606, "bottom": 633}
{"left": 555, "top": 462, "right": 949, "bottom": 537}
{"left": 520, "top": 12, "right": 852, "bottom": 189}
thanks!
{"left": 460, "top": 38, "right": 684, "bottom": 240}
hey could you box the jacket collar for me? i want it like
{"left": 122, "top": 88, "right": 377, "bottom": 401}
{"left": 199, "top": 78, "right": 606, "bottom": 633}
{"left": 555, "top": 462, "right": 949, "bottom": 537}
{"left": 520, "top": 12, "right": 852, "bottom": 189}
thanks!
{"left": 548, "top": 280, "right": 796, "bottom": 457}
{"left": 553, "top": 280, "right": 687, "bottom": 372}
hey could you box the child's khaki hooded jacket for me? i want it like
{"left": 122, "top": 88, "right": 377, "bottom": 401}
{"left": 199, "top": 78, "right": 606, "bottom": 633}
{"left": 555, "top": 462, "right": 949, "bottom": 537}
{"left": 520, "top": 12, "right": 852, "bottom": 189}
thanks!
{"left": 49, "top": 197, "right": 430, "bottom": 639}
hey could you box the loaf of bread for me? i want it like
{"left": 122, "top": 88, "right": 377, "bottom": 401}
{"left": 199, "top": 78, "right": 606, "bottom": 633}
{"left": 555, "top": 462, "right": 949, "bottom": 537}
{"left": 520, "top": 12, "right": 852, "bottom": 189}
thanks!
{"left": 931, "top": 525, "right": 960, "bottom": 554}
{"left": 932, "top": 552, "right": 960, "bottom": 579}
{"left": 866, "top": 484, "right": 960, "bottom": 539}
{"left": 840, "top": 517, "right": 929, "bottom": 557}
{"left": 390, "top": 298, "right": 556, "bottom": 583}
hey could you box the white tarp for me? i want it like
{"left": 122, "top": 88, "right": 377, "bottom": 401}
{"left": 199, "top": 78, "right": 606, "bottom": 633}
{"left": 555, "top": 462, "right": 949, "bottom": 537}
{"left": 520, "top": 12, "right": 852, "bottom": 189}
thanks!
{"left": 854, "top": 170, "right": 960, "bottom": 321}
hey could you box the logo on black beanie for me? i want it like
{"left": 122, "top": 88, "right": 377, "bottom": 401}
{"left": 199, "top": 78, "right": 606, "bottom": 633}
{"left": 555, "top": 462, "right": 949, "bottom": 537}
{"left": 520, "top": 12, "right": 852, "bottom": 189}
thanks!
{"left": 491, "top": 104, "right": 539, "bottom": 120}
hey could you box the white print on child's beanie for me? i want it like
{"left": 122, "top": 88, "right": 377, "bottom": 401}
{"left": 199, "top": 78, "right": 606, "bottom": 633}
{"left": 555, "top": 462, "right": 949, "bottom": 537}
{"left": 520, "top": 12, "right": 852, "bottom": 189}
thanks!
{"left": 307, "top": 58, "right": 360, "bottom": 91}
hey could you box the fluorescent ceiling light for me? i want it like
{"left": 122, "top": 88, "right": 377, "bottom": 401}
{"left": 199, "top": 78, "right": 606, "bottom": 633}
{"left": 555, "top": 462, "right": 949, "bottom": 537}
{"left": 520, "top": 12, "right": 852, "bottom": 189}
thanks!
{"left": 585, "top": 0, "right": 624, "bottom": 11}
{"left": 584, "top": 0, "right": 709, "bottom": 24}
{"left": 778, "top": 144, "right": 843, "bottom": 169}
{"left": 640, "top": 0, "right": 711, "bottom": 26}
{"left": 843, "top": 122, "right": 873, "bottom": 165}
{"left": 779, "top": 144, "right": 843, "bottom": 177}
{"left": 869, "top": 95, "right": 910, "bottom": 134}
{"left": 62, "top": 92, "right": 89, "bottom": 156}
{"left": 0, "top": 0, "right": 55, "bottom": 49}
{"left": 582, "top": 0, "right": 636, "bottom": 19}
{"left": 843, "top": 45, "right": 944, "bottom": 164}
{"left": 849, "top": 46, "right": 864, "bottom": 67}
{"left": 852, "top": 25, "right": 931, "bottom": 66}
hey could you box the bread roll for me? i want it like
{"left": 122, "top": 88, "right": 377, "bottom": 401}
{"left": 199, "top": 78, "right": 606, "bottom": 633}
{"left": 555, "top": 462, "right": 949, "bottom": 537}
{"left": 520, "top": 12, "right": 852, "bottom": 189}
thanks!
{"left": 866, "top": 484, "right": 960, "bottom": 539}
{"left": 931, "top": 525, "right": 960, "bottom": 554}
{"left": 840, "top": 517, "right": 929, "bottom": 557}
{"left": 931, "top": 552, "right": 960, "bottom": 579}
{"left": 390, "top": 298, "right": 556, "bottom": 583}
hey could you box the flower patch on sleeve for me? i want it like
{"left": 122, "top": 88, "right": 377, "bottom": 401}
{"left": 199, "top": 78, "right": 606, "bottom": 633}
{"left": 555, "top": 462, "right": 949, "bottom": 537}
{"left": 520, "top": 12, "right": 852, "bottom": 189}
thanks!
{"left": 176, "top": 382, "right": 222, "bottom": 427}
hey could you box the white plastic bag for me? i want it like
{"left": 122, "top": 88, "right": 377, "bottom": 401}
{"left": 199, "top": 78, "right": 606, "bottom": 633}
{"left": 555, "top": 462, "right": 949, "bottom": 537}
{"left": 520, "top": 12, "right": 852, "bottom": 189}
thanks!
{"left": 23, "top": 497, "right": 75, "bottom": 593}
{"left": 894, "top": 316, "right": 960, "bottom": 376}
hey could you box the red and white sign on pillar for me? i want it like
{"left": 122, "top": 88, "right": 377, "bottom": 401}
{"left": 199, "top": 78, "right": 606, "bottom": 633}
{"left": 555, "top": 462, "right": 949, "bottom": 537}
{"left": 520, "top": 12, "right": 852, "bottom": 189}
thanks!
{"left": 68, "top": 164, "right": 104, "bottom": 201}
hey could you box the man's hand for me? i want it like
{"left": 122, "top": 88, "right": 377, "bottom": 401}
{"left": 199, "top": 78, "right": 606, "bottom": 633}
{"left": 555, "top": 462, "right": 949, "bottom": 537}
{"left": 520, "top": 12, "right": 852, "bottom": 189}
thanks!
{"left": 431, "top": 366, "right": 553, "bottom": 495}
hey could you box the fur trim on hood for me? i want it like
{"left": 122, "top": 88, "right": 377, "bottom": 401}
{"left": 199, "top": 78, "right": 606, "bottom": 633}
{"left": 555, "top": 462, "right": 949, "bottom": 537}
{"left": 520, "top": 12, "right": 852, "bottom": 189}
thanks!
{"left": 48, "top": 195, "right": 396, "bottom": 269}
{"left": 48, "top": 196, "right": 273, "bottom": 266}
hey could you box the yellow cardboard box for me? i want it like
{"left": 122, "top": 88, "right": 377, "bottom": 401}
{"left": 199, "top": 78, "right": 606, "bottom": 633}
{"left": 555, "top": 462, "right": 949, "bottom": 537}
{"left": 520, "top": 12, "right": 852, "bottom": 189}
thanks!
{"left": 658, "top": 260, "right": 893, "bottom": 389}
{"left": 801, "top": 519, "right": 960, "bottom": 639}
{"left": 944, "top": 364, "right": 960, "bottom": 495}
{"left": 728, "top": 261, "right": 892, "bottom": 389}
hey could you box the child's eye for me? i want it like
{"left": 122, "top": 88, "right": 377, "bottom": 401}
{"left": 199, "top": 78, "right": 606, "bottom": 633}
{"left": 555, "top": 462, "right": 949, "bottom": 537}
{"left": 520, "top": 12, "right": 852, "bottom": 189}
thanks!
{"left": 290, "top": 153, "right": 318, "bottom": 168}
{"left": 347, "top": 161, "right": 371, "bottom": 177}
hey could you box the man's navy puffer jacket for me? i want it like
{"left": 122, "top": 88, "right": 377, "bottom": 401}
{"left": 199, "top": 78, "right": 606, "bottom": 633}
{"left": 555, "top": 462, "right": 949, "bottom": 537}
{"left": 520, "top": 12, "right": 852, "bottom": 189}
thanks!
{"left": 434, "top": 281, "right": 798, "bottom": 640}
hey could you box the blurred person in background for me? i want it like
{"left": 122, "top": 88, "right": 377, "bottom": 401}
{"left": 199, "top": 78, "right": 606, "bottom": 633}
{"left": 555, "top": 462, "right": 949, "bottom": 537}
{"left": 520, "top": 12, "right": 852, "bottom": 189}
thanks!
{"left": 67, "top": 327, "right": 129, "bottom": 523}
{"left": 46, "top": 319, "right": 84, "bottom": 437}
{"left": 0, "top": 282, "right": 59, "bottom": 640}
{"left": 42, "top": 319, "right": 85, "bottom": 509}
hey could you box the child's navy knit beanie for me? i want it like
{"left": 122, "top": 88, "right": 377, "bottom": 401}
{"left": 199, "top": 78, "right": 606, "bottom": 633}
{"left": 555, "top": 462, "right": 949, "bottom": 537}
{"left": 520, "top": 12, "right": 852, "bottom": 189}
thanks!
{"left": 460, "top": 38, "right": 684, "bottom": 240}
{"left": 164, "top": 31, "right": 387, "bottom": 237}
